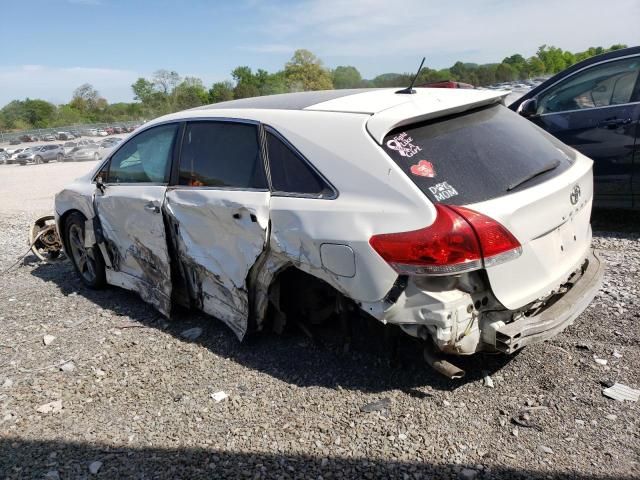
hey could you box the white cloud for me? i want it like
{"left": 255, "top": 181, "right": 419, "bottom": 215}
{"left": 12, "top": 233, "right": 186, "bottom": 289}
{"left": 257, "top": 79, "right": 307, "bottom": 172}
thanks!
{"left": 245, "top": 0, "right": 640, "bottom": 69}
{"left": 0, "top": 65, "right": 140, "bottom": 106}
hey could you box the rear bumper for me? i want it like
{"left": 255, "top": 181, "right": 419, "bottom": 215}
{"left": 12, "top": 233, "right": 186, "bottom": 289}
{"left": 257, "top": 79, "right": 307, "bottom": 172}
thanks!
{"left": 494, "top": 250, "right": 604, "bottom": 353}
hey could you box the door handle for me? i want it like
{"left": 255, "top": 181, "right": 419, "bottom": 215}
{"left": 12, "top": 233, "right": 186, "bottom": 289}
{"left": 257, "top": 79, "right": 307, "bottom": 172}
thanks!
{"left": 598, "top": 118, "right": 631, "bottom": 128}
{"left": 144, "top": 202, "right": 160, "bottom": 214}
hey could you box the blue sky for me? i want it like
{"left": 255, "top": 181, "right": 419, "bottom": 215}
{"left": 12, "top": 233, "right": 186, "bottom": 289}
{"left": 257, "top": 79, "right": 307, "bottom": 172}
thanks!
{"left": 1, "top": 0, "right": 637, "bottom": 106}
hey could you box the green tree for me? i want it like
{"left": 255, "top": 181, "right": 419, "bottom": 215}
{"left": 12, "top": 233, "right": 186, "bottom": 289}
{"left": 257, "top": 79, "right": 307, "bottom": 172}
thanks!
{"left": 70, "top": 83, "right": 102, "bottom": 112}
{"left": 536, "top": 45, "right": 566, "bottom": 73}
{"left": 174, "top": 77, "right": 209, "bottom": 110}
{"left": 23, "top": 99, "right": 56, "bottom": 127}
{"left": 526, "top": 56, "right": 545, "bottom": 76}
{"left": 332, "top": 66, "right": 362, "bottom": 89}
{"left": 284, "top": 49, "right": 333, "bottom": 91}
{"left": 209, "top": 81, "right": 234, "bottom": 103}
{"left": 131, "top": 78, "right": 155, "bottom": 103}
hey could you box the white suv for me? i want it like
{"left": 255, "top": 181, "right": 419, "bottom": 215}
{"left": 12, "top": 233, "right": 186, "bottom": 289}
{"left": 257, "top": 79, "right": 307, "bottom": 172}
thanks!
{"left": 54, "top": 88, "right": 603, "bottom": 376}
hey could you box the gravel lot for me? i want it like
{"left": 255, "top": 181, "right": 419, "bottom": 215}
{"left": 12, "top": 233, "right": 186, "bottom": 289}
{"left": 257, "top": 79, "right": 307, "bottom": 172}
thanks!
{"left": 0, "top": 162, "right": 638, "bottom": 479}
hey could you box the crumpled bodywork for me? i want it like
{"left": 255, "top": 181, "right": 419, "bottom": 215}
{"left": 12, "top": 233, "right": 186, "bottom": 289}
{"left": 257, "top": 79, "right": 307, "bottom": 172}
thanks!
{"left": 94, "top": 185, "right": 173, "bottom": 317}
{"left": 163, "top": 188, "right": 270, "bottom": 339}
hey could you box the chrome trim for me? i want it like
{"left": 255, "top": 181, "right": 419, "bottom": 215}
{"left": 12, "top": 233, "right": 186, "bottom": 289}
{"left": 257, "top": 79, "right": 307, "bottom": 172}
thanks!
{"left": 537, "top": 101, "right": 640, "bottom": 118}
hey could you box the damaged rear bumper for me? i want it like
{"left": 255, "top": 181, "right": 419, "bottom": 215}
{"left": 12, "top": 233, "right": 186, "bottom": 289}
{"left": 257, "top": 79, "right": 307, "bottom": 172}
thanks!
{"left": 493, "top": 250, "right": 604, "bottom": 354}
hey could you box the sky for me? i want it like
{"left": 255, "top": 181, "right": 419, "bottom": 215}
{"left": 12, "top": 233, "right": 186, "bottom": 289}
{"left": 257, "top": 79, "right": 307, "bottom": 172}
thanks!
{"left": 0, "top": 0, "right": 638, "bottom": 106}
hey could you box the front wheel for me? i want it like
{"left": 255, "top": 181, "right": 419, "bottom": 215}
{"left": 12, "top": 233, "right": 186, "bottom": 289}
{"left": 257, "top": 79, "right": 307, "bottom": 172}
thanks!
{"left": 65, "top": 212, "right": 106, "bottom": 289}
{"left": 56, "top": 153, "right": 63, "bottom": 162}
{"left": 34, "top": 155, "right": 42, "bottom": 164}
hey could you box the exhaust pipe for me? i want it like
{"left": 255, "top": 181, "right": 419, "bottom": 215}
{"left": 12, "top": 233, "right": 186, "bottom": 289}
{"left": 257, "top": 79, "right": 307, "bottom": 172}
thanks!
{"left": 423, "top": 345, "right": 465, "bottom": 379}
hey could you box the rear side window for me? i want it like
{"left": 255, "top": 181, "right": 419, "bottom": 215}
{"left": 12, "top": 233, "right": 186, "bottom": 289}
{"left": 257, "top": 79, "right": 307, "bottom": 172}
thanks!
{"left": 178, "top": 122, "right": 267, "bottom": 189}
{"left": 266, "top": 131, "right": 332, "bottom": 197}
{"left": 382, "top": 104, "right": 575, "bottom": 205}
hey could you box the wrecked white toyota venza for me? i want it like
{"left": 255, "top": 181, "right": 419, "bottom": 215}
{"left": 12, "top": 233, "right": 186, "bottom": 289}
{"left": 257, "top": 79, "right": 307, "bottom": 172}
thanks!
{"left": 55, "top": 88, "right": 603, "bottom": 376}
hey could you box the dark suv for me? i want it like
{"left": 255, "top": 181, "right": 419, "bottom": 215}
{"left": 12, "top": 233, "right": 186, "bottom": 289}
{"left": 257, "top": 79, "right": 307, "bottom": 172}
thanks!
{"left": 510, "top": 46, "right": 640, "bottom": 209}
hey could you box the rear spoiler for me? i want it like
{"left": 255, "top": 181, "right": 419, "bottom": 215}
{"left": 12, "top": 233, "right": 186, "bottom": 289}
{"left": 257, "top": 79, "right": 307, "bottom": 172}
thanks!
{"left": 366, "top": 90, "right": 509, "bottom": 144}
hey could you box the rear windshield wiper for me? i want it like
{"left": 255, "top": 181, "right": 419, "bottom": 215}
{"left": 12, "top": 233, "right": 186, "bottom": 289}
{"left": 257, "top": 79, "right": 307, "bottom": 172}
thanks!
{"left": 507, "top": 159, "right": 561, "bottom": 192}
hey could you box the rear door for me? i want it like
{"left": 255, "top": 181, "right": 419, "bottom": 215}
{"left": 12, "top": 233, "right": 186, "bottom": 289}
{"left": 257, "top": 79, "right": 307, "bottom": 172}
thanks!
{"left": 527, "top": 55, "right": 640, "bottom": 208}
{"left": 164, "top": 120, "right": 270, "bottom": 339}
{"left": 95, "top": 122, "right": 180, "bottom": 316}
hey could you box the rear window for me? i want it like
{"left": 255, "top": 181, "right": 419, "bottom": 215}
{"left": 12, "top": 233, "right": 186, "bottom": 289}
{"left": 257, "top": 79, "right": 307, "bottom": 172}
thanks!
{"left": 382, "top": 103, "right": 575, "bottom": 205}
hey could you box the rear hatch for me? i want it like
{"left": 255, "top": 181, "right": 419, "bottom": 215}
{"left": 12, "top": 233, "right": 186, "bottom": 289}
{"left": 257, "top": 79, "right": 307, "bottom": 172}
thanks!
{"left": 380, "top": 103, "right": 593, "bottom": 309}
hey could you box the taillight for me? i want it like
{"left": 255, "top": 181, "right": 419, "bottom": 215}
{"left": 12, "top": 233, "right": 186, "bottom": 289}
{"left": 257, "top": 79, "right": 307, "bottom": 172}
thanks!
{"left": 369, "top": 204, "right": 521, "bottom": 276}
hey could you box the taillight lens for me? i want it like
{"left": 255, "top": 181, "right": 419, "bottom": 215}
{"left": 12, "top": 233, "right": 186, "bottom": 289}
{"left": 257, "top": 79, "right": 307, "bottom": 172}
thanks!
{"left": 369, "top": 204, "right": 521, "bottom": 276}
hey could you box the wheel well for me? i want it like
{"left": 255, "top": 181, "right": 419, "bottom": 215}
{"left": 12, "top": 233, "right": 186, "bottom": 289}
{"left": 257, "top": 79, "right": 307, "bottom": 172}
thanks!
{"left": 263, "top": 266, "right": 344, "bottom": 332}
{"left": 58, "top": 209, "right": 85, "bottom": 253}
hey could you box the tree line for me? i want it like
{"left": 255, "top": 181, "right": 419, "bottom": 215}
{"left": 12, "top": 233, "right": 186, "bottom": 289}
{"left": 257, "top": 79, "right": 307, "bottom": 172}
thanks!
{"left": 0, "top": 44, "right": 628, "bottom": 131}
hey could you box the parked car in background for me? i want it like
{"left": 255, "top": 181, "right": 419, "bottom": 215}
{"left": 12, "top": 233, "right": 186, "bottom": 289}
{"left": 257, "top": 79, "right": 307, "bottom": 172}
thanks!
{"left": 54, "top": 89, "right": 602, "bottom": 376}
{"left": 96, "top": 129, "right": 108, "bottom": 137}
{"left": 418, "top": 80, "right": 475, "bottom": 89}
{"left": 511, "top": 45, "right": 640, "bottom": 209}
{"left": 99, "top": 137, "right": 123, "bottom": 149}
{"left": 9, "top": 139, "right": 21, "bottom": 145}
{"left": 63, "top": 144, "right": 102, "bottom": 162}
{"left": 5, "top": 148, "right": 30, "bottom": 164}
{"left": 42, "top": 134, "right": 56, "bottom": 141}
{"left": 56, "top": 132, "right": 72, "bottom": 141}
{"left": 19, "top": 135, "right": 34, "bottom": 142}
{"left": 62, "top": 141, "right": 78, "bottom": 155}
{"left": 17, "top": 144, "right": 64, "bottom": 164}
{"left": 70, "top": 130, "right": 82, "bottom": 138}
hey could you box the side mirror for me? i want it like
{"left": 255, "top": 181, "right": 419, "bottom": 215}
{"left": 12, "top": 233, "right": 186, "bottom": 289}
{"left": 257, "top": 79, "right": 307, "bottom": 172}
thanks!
{"left": 518, "top": 98, "right": 538, "bottom": 118}
{"left": 96, "top": 175, "right": 106, "bottom": 193}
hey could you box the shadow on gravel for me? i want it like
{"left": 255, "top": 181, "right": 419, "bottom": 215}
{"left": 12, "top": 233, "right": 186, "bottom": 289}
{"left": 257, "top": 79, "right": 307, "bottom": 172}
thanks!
{"left": 591, "top": 208, "right": 640, "bottom": 233}
{"left": 30, "top": 258, "right": 517, "bottom": 393}
{"left": 1, "top": 438, "right": 634, "bottom": 480}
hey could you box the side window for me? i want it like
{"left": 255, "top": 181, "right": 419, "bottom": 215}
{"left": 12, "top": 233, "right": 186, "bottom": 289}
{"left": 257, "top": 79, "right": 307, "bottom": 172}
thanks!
{"left": 107, "top": 123, "right": 178, "bottom": 184}
{"left": 537, "top": 57, "right": 640, "bottom": 114}
{"left": 266, "top": 131, "right": 332, "bottom": 197}
{"left": 178, "top": 122, "right": 267, "bottom": 189}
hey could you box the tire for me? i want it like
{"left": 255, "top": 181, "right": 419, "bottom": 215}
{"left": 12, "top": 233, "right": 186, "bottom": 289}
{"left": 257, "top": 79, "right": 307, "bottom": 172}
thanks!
{"left": 65, "top": 212, "right": 106, "bottom": 289}
{"left": 34, "top": 155, "right": 42, "bottom": 164}
{"left": 94, "top": 152, "right": 99, "bottom": 161}
{"left": 56, "top": 153, "right": 63, "bottom": 162}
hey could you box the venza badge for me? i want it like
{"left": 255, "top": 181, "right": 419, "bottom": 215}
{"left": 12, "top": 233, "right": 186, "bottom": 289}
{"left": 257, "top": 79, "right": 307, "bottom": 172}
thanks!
{"left": 570, "top": 185, "right": 581, "bottom": 205}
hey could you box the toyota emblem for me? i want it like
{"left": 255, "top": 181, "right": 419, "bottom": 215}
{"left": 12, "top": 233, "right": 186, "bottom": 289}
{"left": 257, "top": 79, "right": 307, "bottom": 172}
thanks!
{"left": 570, "top": 185, "right": 581, "bottom": 205}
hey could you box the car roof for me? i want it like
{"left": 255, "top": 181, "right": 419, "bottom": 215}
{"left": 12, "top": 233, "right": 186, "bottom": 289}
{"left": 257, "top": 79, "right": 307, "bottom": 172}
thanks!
{"left": 154, "top": 88, "right": 508, "bottom": 143}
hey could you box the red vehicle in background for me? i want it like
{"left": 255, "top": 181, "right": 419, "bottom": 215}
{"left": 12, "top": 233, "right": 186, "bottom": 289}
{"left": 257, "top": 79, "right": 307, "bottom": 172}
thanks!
{"left": 418, "top": 80, "right": 475, "bottom": 89}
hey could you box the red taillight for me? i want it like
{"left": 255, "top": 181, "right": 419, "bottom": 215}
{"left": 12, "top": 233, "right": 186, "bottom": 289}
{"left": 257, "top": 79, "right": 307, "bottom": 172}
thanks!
{"left": 369, "top": 204, "right": 521, "bottom": 276}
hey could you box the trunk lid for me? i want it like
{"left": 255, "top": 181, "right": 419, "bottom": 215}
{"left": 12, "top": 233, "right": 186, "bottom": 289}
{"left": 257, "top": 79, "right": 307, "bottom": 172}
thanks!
{"left": 469, "top": 155, "right": 593, "bottom": 309}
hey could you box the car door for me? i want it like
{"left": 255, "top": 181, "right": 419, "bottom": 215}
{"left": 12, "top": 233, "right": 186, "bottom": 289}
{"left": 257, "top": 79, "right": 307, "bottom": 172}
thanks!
{"left": 164, "top": 120, "right": 270, "bottom": 339}
{"left": 526, "top": 55, "right": 640, "bottom": 208}
{"left": 94, "top": 122, "right": 180, "bottom": 316}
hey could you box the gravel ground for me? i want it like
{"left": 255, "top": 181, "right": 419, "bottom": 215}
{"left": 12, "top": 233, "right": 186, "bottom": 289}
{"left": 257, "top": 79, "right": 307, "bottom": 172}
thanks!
{"left": 0, "top": 163, "right": 638, "bottom": 479}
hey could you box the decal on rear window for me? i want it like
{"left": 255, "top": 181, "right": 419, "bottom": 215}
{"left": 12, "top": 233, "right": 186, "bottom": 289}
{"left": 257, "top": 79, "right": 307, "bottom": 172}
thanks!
{"left": 429, "top": 181, "right": 458, "bottom": 201}
{"left": 385, "top": 132, "right": 422, "bottom": 158}
{"left": 410, "top": 160, "right": 436, "bottom": 178}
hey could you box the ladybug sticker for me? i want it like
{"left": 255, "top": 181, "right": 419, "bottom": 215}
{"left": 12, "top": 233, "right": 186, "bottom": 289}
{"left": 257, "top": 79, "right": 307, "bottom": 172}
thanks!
{"left": 410, "top": 160, "right": 436, "bottom": 178}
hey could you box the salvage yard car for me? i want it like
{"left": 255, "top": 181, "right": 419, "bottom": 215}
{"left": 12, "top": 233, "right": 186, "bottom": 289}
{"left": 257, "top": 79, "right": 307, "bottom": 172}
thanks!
{"left": 54, "top": 88, "right": 604, "bottom": 377}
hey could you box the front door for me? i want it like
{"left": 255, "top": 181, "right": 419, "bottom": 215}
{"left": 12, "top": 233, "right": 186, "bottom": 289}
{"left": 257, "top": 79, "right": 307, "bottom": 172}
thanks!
{"left": 529, "top": 55, "right": 640, "bottom": 208}
{"left": 95, "top": 123, "right": 180, "bottom": 316}
{"left": 164, "top": 120, "right": 270, "bottom": 339}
